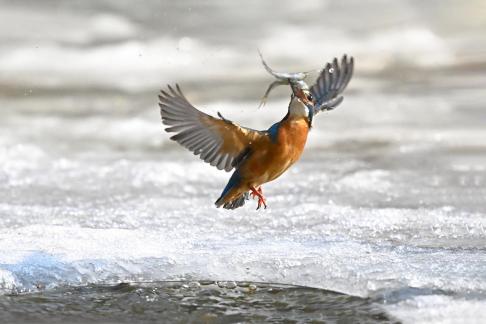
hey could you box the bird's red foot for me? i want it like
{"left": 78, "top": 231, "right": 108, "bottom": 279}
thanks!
{"left": 250, "top": 186, "right": 267, "bottom": 210}
{"left": 250, "top": 186, "right": 262, "bottom": 199}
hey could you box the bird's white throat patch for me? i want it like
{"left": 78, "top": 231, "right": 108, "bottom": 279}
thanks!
{"left": 288, "top": 97, "right": 308, "bottom": 118}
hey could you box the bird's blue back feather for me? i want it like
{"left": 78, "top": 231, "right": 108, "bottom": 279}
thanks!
{"left": 267, "top": 122, "right": 280, "bottom": 143}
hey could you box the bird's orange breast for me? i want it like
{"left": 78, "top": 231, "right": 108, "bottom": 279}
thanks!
{"left": 240, "top": 116, "right": 309, "bottom": 186}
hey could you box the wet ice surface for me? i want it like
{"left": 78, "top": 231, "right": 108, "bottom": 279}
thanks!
{"left": 1, "top": 0, "right": 486, "bottom": 323}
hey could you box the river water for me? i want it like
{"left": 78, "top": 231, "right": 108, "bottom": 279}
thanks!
{"left": 1, "top": 0, "right": 485, "bottom": 323}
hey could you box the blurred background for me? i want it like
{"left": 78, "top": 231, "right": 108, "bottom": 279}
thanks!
{"left": 1, "top": 0, "right": 486, "bottom": 322}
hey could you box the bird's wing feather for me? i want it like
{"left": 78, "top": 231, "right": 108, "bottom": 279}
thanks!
{"left": 310, "top": 55, "right": 354, "bottom": 114}
{"left": 159, "top": 84, "right": 263, "bottom": 172}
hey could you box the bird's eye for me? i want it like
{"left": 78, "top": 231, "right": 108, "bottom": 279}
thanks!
{"left": 307, "top": 93, "right": 313, "bottom": 101}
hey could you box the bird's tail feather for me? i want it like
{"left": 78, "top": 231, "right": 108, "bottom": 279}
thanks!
{"left": 215, "top": 192, "right": 249, "bottom": 210}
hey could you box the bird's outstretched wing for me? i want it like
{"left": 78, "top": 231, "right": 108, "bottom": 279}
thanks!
{"left": 310, "top": 55, "right": 354, "bottom": 115}
{"left": 159, "top": 85, "right": 263, "bottom": 172}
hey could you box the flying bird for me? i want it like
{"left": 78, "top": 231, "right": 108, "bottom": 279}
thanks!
{"left": 159, "top": 54, "right": 354, "bottom": 210}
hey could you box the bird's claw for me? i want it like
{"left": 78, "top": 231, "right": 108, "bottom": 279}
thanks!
{"left": 256, "top": 198, "right": 267, "bottom": 210}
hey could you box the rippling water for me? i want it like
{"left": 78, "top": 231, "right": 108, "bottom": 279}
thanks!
{"left": 0, "top": 281, "right": 394, "bottom": 323}
{"left": 1, "top": 0, "right": 486, "bottom": 323}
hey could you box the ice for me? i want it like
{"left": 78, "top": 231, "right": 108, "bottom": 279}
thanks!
{"left": 0, "top": 208, "right": 484, "bottom": 300}
{"left": 1, "top": 146, "right": 485, "bottom": 295}
{"left": 385, "top": 295, "right": 486, "bottom": 324}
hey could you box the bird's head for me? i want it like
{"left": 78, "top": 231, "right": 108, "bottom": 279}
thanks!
{"left": 289, "top": 81, "right": 314, "bottom": 126}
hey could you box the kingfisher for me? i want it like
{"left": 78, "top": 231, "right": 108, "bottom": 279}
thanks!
{"left": 159, "top": 54, "right": 354, "bottom": 210}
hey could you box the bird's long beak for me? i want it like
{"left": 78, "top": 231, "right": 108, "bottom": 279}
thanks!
{"left": 307, "top": 104, "right": 314, "bottom": 126}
